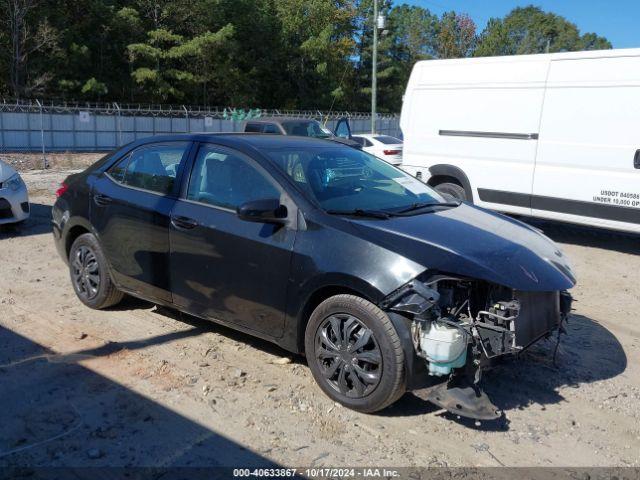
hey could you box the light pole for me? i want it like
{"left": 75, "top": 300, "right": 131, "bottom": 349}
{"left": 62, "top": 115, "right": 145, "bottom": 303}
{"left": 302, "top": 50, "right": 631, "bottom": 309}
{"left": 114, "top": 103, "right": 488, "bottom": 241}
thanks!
{"left": 371, "top": 0, "right": 378, "bottom": 134}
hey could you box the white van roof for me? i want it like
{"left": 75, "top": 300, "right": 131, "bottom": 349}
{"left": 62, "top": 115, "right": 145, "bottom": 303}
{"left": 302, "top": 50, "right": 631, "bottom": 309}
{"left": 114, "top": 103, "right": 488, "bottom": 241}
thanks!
{"left": 413, "top": 47, "right": 640, "bottom": 67}
{"left": 409, "top": 48, "right": 640, "bottom": 89}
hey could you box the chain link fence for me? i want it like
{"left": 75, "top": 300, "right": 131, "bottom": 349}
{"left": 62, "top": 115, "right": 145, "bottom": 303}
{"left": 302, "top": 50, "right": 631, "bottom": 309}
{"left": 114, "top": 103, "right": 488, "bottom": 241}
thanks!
{"left": 0, "top": 99, "right": 401, "bottom": 160}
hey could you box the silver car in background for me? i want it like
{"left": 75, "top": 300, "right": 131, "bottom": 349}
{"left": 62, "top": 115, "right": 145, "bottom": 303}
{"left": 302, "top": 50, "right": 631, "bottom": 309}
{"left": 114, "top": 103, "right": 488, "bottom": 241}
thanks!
{"left": 0, "top": 159, "right": 29, "bottom": 225}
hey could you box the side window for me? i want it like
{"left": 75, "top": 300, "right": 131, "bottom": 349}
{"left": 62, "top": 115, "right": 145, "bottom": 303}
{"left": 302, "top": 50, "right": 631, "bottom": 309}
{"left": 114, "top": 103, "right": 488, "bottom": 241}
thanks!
{"left": 120, "top": 143, "right": 189, "bottom": 194}
{"left": 364, "top": 139, "right": 373, "bottom": 147}
{"left": 262, "top": 124, "right": 281, "bottom": 134}
{"left": 187, "top": 145, "right": 280, "bottom": 210}
{"left": 107, "top": 154, "right": 130, "bottom": 182}
{"left": 245, "top": 122, "right": 263, "bottom": 133}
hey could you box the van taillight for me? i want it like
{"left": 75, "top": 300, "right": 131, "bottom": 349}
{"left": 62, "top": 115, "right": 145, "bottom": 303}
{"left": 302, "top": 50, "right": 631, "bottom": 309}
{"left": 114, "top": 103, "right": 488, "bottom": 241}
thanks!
{"left": 55, "top": 183, "right": 68, "bottom": 197}
{"left": 383, "top": 150, "right": 400, "bottom": 155}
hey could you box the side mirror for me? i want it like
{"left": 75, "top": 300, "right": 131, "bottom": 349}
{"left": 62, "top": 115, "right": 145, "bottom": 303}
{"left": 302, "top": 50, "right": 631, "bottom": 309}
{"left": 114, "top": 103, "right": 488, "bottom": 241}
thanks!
{"left": 237, "top": 198, "right": 288, "bottom": 224}
{"left": 334, "top": 117, "right": 352, "bottom": 139}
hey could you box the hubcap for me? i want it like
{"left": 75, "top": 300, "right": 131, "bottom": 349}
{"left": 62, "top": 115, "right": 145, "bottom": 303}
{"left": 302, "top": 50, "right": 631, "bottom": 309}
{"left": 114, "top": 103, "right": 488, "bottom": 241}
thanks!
{"left": 315, "top": 314, "right": 382, "bottom": 398}
{"left": 71, "top": 246, "right": 100, "bottom": 300}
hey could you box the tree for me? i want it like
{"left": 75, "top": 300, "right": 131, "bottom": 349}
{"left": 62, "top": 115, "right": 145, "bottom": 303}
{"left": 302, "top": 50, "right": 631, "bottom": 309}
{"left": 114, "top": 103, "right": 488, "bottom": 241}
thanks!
{"left": 475, "top": 6, "right": 611, "bottom": 57}
{"left": 275, "top": 0, "right": 356, "bottom": 109}
{"left": 436, "top": 11, "right": 476, "bottom": 59}
{"left": 81, "top": 77, "right": 108, "bottom": 99}
{"left": 371, "top": 4, "right": 439, "bottom": 111}
{"left": 1, "top": 0, "right": 58, "bottom": 96}
{"left": 0, "top": 1, "right": 615, "bottom": 110}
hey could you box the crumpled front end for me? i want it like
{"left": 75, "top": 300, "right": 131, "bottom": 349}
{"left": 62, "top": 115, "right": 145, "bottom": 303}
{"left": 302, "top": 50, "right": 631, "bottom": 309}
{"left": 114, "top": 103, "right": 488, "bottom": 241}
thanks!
{"left": 380, "top": 273, "right": 573, "bottom": 420}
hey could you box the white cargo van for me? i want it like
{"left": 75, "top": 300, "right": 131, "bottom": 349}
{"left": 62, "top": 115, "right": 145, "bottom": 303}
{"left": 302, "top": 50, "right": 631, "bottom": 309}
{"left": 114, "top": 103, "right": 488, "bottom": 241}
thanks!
{"left": 400, "top": 48, "right": 640, "bottom": 234}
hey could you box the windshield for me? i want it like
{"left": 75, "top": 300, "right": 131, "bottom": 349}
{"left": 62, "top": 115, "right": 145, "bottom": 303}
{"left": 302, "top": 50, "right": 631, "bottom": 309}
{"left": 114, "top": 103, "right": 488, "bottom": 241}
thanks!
{"left": 265, "top": 146, "right": 449, "bottom": 213}
{"left": 281, "top": 120, "right": 333, "bottom": 139}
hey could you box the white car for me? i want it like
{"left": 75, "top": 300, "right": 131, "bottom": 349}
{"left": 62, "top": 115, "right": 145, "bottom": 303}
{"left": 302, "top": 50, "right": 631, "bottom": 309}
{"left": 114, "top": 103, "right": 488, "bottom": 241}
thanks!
{"left": 0, "top": 159, "right": 29, "bottom": 225}
{"left": 351, "top": 134, "right": 403, "bottom": 165}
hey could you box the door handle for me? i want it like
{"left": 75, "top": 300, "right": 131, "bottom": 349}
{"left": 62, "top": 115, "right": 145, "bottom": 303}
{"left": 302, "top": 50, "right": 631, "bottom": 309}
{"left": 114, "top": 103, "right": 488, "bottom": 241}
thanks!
{"left": 171, "top": 216, "right": 199, "bottom": 230}
{"left": 634, "top": 150, "right": 640, "bottom": 169}
{"left": 93, "top": 194, "right": 112, "bottom": 206}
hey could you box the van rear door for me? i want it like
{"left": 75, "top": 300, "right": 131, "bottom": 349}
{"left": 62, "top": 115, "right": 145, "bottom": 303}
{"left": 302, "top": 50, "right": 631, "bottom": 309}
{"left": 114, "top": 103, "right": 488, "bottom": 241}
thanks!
{"left": 532, "top": 54, "right": 640, "bottom": 233}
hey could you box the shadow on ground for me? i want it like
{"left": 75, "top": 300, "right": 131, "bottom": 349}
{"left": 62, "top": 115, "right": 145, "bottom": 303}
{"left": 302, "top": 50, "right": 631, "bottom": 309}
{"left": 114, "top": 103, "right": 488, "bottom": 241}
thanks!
{"left": 0, "top": 203, "right": 52, "bottom": 238}
{"left": 382, "top": 313, "right": 626, "bottom": 430}
{"left": 0, "top": 325, "right": 286, "bottom": 473}
{"left": 522, "top": 217, "right": 640, "bottom": 255}
{"left": 107, "top": 295, "right": 627, "bottom": 432}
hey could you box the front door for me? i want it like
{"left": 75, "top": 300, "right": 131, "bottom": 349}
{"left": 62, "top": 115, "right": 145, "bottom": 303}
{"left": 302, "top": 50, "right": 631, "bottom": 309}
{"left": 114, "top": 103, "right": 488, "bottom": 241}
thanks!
{"left": 91, "top": 141, "right": 191, "bottom": 302}
{"left": 169, "top": 143, "right": 295, "bottom": 336}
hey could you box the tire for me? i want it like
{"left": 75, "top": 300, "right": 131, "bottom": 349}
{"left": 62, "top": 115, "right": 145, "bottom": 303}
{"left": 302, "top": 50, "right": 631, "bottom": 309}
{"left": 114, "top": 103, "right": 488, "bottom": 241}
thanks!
{"left": 305, "top": 294, "right": 405, "bottom": 413}
{"left": 434, "top": 181, "right": 468, "bottom": 202}
{"left": 68, "top": 233, "right": 123, "bottom": 309}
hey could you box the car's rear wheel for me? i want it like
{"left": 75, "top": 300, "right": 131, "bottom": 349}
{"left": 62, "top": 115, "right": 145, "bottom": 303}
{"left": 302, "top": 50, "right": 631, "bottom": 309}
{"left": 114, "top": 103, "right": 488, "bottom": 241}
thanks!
{"left": 69, "top": 233, "right": 123, "bottom": 309}
{"left": 305, "top": 294, "right": 405, "bottom": 413}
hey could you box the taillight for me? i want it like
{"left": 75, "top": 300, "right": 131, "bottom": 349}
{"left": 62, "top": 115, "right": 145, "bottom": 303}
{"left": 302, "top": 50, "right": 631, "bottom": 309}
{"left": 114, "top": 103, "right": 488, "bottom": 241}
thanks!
{"left": 383, "top": 149, "right": 401, "bottom": 155}
{"left": 55, "top": 183, "right": 69, "bottom": 197}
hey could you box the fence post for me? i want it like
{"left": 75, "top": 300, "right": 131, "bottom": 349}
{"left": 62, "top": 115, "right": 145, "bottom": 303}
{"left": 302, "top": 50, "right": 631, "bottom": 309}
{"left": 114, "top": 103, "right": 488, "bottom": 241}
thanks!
{"left": 183, "top": 105, "right": 189, "bottom": 133}
{"left": 114, "top": 102, "right": 122, "bottom": 146}
{"left": 35, "top": 99, "right": 47, "bottom": 169}
{"left": 0, "top": 102, "right": 5, "bottom": 153}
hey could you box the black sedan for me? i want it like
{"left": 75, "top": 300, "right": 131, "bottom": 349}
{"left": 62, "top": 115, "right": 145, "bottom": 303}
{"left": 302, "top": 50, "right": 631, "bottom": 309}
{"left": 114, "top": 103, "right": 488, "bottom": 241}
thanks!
{"left": 52, "top": 134, "right": 575, "bottom": 419}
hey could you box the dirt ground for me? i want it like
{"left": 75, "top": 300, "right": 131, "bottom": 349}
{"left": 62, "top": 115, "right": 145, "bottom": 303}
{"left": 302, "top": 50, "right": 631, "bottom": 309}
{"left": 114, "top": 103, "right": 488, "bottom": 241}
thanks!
{"left": 0, "top": 164, "right": 639, "bottom": 470}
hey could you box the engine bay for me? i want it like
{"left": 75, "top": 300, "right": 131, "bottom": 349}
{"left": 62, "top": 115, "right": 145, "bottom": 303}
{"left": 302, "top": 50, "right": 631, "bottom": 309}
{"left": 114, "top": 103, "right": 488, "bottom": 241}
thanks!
{"left": 380, "top": 274, "right": 572, "bottom": 419}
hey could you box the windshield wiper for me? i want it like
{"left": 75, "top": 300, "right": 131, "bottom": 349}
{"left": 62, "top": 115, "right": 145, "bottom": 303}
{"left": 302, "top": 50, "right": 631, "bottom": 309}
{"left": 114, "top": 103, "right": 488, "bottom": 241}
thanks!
{"left": 325, "top": 209, "right": 391, "bottom": 219}
{"left": 395, "top": 201, "right": 461, "bottom": 214}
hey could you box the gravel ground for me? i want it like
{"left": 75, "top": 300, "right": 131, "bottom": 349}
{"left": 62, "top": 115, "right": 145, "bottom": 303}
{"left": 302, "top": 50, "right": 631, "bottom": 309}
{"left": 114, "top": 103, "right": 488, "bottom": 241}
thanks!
{"left": 0, "top": 166, "right": 639, "bottom": 470}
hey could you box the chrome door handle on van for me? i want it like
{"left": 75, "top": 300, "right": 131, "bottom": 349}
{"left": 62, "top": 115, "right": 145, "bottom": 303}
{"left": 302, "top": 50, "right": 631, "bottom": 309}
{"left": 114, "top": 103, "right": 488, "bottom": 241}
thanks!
{"left": 634, "top": 150, "right": 640, "bottom": 169}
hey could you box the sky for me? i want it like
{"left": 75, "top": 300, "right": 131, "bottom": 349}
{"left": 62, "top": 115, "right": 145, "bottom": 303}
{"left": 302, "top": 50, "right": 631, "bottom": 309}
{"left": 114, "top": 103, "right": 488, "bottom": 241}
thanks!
{"left": 402, "top": 0, "right": 640, "bottom": 49}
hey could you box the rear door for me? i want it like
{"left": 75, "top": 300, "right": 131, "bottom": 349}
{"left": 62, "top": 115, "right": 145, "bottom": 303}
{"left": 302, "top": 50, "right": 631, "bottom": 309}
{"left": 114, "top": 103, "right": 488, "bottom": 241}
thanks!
{"left": 91, "top": 142, "right": 191, "bottom": 302}
{"left": 169, "top": 143, "right": 295, "bottom": 336}
{"left": 532, "top": 54, "right": 640, "bottom": 232}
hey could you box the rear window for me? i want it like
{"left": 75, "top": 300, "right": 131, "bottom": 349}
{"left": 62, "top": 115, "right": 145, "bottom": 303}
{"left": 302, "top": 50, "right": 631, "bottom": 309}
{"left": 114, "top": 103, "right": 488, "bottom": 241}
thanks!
{"left": 353, "top": 136, "right": 373, "bottom": 147}
{"left": 245, "top": 123, "right": 263, "bottom": 133}
{"left": 373, "top": 135, "right": 402, "bottom": 145}
{"left": 262, "top": 124, "right": 281, "bottom": 134}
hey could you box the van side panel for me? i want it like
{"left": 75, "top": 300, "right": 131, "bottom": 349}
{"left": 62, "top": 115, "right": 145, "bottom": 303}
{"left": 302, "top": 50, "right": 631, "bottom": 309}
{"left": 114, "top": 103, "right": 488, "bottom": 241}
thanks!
{"left": 400, "top": 57, "right": 549, "bottom": 215}
{"left": 532, "top": 55, "right": 640, "bottom": 233}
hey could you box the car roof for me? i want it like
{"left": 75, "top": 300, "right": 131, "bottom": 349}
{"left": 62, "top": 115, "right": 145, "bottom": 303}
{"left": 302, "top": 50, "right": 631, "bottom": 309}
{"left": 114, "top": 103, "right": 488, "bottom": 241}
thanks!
{"left": 130, "top": 132, "right": 345, "bottom": 150}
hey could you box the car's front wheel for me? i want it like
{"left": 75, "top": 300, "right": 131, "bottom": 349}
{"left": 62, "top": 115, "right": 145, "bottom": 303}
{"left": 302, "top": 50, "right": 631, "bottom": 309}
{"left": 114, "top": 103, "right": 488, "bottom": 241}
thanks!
{"left": 305, "top": 294, "right": 405, "bottom": 413}
{"left": 69, "top": 233, "right": 123, "bottom": 309}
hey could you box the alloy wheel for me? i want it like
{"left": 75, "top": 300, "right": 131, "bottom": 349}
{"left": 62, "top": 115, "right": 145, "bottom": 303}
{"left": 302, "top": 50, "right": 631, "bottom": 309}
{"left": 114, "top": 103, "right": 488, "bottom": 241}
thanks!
{"left": 315, "top": 314, "right": 382, "bottom": 398}
{"left": 71, "top": 245, "right": 100, "bottom": 300}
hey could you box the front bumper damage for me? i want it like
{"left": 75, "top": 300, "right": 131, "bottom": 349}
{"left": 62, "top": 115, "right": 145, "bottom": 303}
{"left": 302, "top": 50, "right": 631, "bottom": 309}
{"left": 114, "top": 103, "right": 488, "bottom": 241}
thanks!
{"left": 380, "top": 274, "right": 573, "bottom": 420}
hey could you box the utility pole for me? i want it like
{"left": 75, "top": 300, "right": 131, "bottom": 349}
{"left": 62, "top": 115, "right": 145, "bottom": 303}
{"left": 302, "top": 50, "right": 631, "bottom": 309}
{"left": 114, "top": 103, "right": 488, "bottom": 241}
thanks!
{"left": 371, "top": 0, "right": 378, "bottom": 134}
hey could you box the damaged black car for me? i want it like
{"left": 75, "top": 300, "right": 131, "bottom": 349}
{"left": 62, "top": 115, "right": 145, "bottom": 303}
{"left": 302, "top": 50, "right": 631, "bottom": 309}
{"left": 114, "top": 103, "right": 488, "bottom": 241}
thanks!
{"left": 52, "top": 134, "right": 575, "bottom": 420}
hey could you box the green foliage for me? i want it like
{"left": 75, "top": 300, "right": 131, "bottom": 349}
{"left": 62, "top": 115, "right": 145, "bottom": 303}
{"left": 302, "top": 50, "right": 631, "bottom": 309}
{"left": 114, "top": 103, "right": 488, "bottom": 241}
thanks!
{"left": 475, "top": 6, "right": 611, "bottom": 57}
{"left": 81, "top": 77, "right": 108, "bottom": 98}
{"left": 0, "top": 1, "right": 613, "bottom": 111}
{"left": 436, "top": 11, "right": 476, "bottom": 58}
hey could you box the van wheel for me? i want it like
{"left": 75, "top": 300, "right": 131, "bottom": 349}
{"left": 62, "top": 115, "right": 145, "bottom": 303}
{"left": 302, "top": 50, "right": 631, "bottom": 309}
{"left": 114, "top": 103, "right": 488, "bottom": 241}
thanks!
{"left": 434, "top": 182, "right": 467, "bottom": 202}
{"left": 69, "top": 233, "right": 123, "bottom": 309}
{"left": 305, "top": 295, "right": 405, "bottom": 413}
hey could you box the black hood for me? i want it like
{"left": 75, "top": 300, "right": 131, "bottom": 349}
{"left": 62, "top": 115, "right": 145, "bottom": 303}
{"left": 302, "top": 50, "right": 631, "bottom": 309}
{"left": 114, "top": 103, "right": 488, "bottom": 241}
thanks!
{"left": 349, "top": 203, "right": 576, "bottom": 292}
